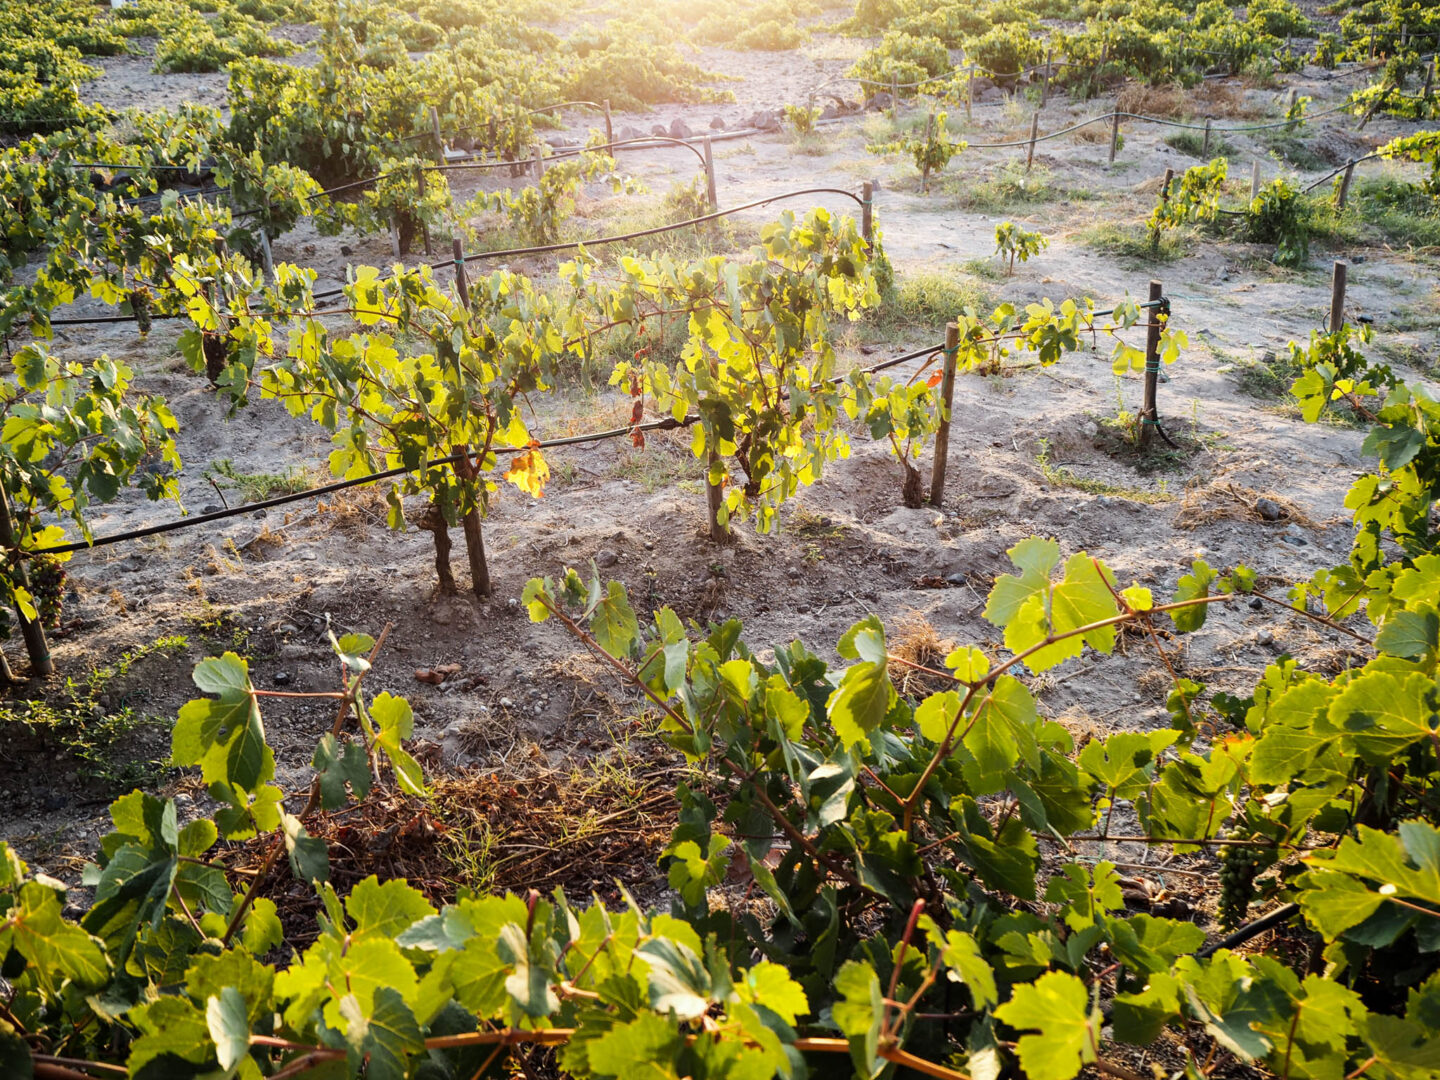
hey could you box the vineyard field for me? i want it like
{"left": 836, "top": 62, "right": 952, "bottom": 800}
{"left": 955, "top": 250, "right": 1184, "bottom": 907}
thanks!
{"left": 2, "top": 0, "right": 1440, "bottom": 1078}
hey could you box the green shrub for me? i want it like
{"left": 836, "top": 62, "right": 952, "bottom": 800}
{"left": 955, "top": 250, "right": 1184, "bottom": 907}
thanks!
{"left": 965, "top": 24, "right": 1043, "bottom": 76}
{"left": 1246, "top": 0, "right": 1310, "bottom": 38}
{"left": 1245, "top": 177, "right": 1310, "bottom": 266}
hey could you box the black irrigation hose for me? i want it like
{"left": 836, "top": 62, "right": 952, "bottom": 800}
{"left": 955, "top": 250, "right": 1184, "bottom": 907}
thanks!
{"left": 1194, "top": 903, "right": 1300, "bottom": 959}
{"left": 21, "top": 338, "right": 952, "bottom": 558}
{"left": 308, "top": 186, "right": 866, "bottom": 302}
{"left": 22, "top": 291, "right": 1172, "bottom": 558}
{"left": 44, "top": 185, "right": 866, "bottom": 326}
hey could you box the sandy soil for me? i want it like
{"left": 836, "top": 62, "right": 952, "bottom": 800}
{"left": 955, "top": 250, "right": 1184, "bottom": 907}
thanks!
{"left": 3, "top": 18, "right": 1437, "bottom": 892}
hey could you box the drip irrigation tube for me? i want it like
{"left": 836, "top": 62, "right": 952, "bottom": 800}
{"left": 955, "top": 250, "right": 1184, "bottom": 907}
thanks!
{"left": 43, "top": 185, "right": 865, "bottom": 324}
{"left": 308, "top": 186, "right": 867, "bottom": 301}
{"left": 21, "top": 293, "right": 1169, "bottom": 558}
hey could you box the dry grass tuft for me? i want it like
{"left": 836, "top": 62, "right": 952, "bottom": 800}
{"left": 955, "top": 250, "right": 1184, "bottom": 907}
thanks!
{"left": 315, "top": 482, "right": 390, "bottom": 538}
{"left": 1173, "top": 481, "right": 1319, "bottom": 530}
{"left": 1116, "top": 82, "right": 1188, "bottom": 118}
{"left": 890, "top": 611, "right": 956, "bottom": 696}
{"left": 1190, "top": 81, "right": 1258, "bottom": 119}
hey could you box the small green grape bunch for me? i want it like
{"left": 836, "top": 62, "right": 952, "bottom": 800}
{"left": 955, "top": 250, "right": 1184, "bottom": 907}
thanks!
{"left": 1216, "top": 826, "right": 1264, "bottom": 931}
{"left": 993, "top": 221, "right": 1047, "bottom": 277}
{"left": 130, "top": 287, "right": 153, "bottom": 335}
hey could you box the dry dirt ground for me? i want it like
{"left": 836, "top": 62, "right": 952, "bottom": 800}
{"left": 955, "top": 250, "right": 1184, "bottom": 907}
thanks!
{"left": 2, "top": 16, "right": 1436, "bottom": 905}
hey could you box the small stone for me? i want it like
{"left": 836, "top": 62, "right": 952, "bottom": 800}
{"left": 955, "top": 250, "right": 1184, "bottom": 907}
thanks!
{"left": 272, "top": 671, "right": 293, "bottom": 686}
{"left": 1285, "top": 523, "right": 1305, "bottom": 539}
{"left": 643, "top": 540, "right": 654, "bottom": 550}
{"left": 297, "top": 550, "right": 318, "bottom": 561}
{"left": 595, "top": 548, "right": 619, "bottom": 568}
{"left": 253, "top": 509, "right": 267, "bottom": 519}
{"left": 1248, "top": 597, "right": 1264, "bottom": 611}
{"left": 709, "top": 116, "right": 726, "bottom": 130}
{"left": 278, "top": 622, "right": 299, "bottom": 634}
{"left": 668, "top": 118, "right": 693, "bottom": 140}
{"left": 202, "top": 503, "right": 223, "bottom": 515}
{"left": 499, "top": 697, "right": 513, "bottom": 708}
{"left": 1257, "top": 629, "right": 1275, "bottom": 646}
{"left": 1097, "top": 495, "right": 1111, "bottom": 507}
{"left": 1081, "top": 420, "right": 1100, "bottom": 439}
{"left": 506, "top": 597, "right": 518, "bottom": 609}
{"left": 1283, "top": 535, "right": 1308, "bottom": 546}
{"left": 651, "top": 124, "right": 668, "bottom": 138}
{"left": 944, "top": 572, "right": 966, "bottom": 585}
{"left": 1255, "top": 497, "right": 1284, "bottom": 521}
{"left": 340, "top": 245, "right": 354, "bottom": 256}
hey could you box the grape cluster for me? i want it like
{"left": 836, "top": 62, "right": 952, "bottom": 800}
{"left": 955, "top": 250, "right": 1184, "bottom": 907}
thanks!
{"left": 1217, "top": 828, "right": 1263, "bottom": 931}
{"left": 130, "top": 288, "right": 152, "bottom": 335}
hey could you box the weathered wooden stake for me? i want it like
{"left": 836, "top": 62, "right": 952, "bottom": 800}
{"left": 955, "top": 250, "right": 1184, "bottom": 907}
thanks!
{"left": 0, "top": 487, "right": 52, "bottom": 678}
{"left": 1424, "top": 55, "right": 1436, "bottom": 100}
{"left": 1202, "top": 117, "right": 1212, "bottom": 156}
{"left": 452, "top": 235, "right": 469, "bottom": 309}
{"left": 389, "top": 214, "right": 402, "bottom": 258}
{"left": 1139, "top": 280, "right": 1163, "bottom": 450}
{"left": 416, "top": 169, "right": 432, "bottom": 256}
{"left": 861, "top": 180, "right": 874, "bottom": 249}
{"left": 429, "top": 105, "right": 444, "bottom": 162}
{"left": 532, "top": 141, "right": 545, "bottom": 181}
{"left": 891, "top": 75, "right": 900, "bottom": 121}
{"left": 1336, "top": 159, "right": 1356, "bottom": 209}
{"left": 928, "top": 321, "right": 960, "bottom": 507}
{"left": 1284, "top": 87, "right": 1298, "bottom": 123}
{"left": 257, "top": 227, "right": 275, "bottom": 284}
{"left": 966, "top": 64, "right": 974, "bottom": 121}
{"left": 706, "top": 448, "right": 727, "bottom": 544}
{"left": 702, "top": 135, "right": 717, "bottom": 210}
{"left": 1108, "top": 110, "right": 1121, "bottom": 164}
{"left": 921, "top": 113, "right": 935, "bottom": 191}
{"left": 1026, "top": 111, "right": 1040, "bottom": 171}
{"left": 1250, "top": 159, "right": 1261, "bottom": 200}
{"left": 1152, "top": 167, "right": 1174, "bottom": 256}
{"left": 1329, "top": 260, "right": 1347, "bottom": 333}
{"left": 1041, "top": 49, "right": 1052, "bottom": 106}
{"left": 603, "top": 99, "right": 613, "bottom": 145}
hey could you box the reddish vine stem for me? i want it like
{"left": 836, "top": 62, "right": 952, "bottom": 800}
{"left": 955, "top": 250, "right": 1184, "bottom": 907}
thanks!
{"left": 219, "top": 623, "right": 393, "bottom": 947}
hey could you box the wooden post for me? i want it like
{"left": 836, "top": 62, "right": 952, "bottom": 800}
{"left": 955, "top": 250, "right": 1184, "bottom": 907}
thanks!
{"left": 702, "top": 135, "right": 717, "bottom": 210}
{"left": 1250, "top": 159, "right": 1261, "bottom": 200}
{"left": 1041, "top": 48, "right": 1052, "bottom": 106}
{"left": 928, "top": 321, "right": 960, "bottom": 508}
{"left": 891, "top": 75, "right": 899, "bottom": 121}
{"left": 861, "top": 180, "right": 874, "bottom": 249}
{"left": 1368, "top": 30, "right": 1375, "bottom": 59}
{"left": 1336, "top": 159, "right": 1356, "bottom": 209}
{"left": 1108, "top": 110, "right": 1121, "bottom": 164}
{"left": 1284, "top": 87, "right": 1298, "bottom": 123}
{"left": 416, "top": 168, "right": 432, "bottom": 256}
{"left": 1329, "top": 261, "right": 1347, "bottom": 333}
{"left": 212, "top": 237, "right": 229, "bottom": 304}
{"left": 921, "top": 113, "right": 935, "bottom": 192}
{"left": 1026, "top": 111, "right": 1040, "bottom": 171}
{"left": 429, "top": 105, "right": 444, "bottom": 162}
{"left": 452, "top": 235, "right": 469, "bottom": 310}
{"left": 532, "top": 141, "right": 544, "bottom": 181}
{"left": 389, "top": 214, "right": 402, "bottom": 258}
{"left": 1424, "top": 54, "right": 1435, "bottom": 100}
{"left": 966, "top": 64, "right": 974, "bottom": 121}
{"left": 257, "top": 227, "right": 275, "bottom": 285}
{"left": 0, "top": 486, "right": 52, "bottom": 678}
{"left": 706, "top": 448, "right": 727, "bottom": 544}
{"left": 1202, "top": 117, "right": 1212, "bottom": 156}
{"left": 603, "top": 99, "right": 613, "bottom": 145}
{"left": 1152, "top": 167, "right": 1174, "bottom": 256}
{"left": 1139, "top": 280, "right": 1163, "bottom": 449}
